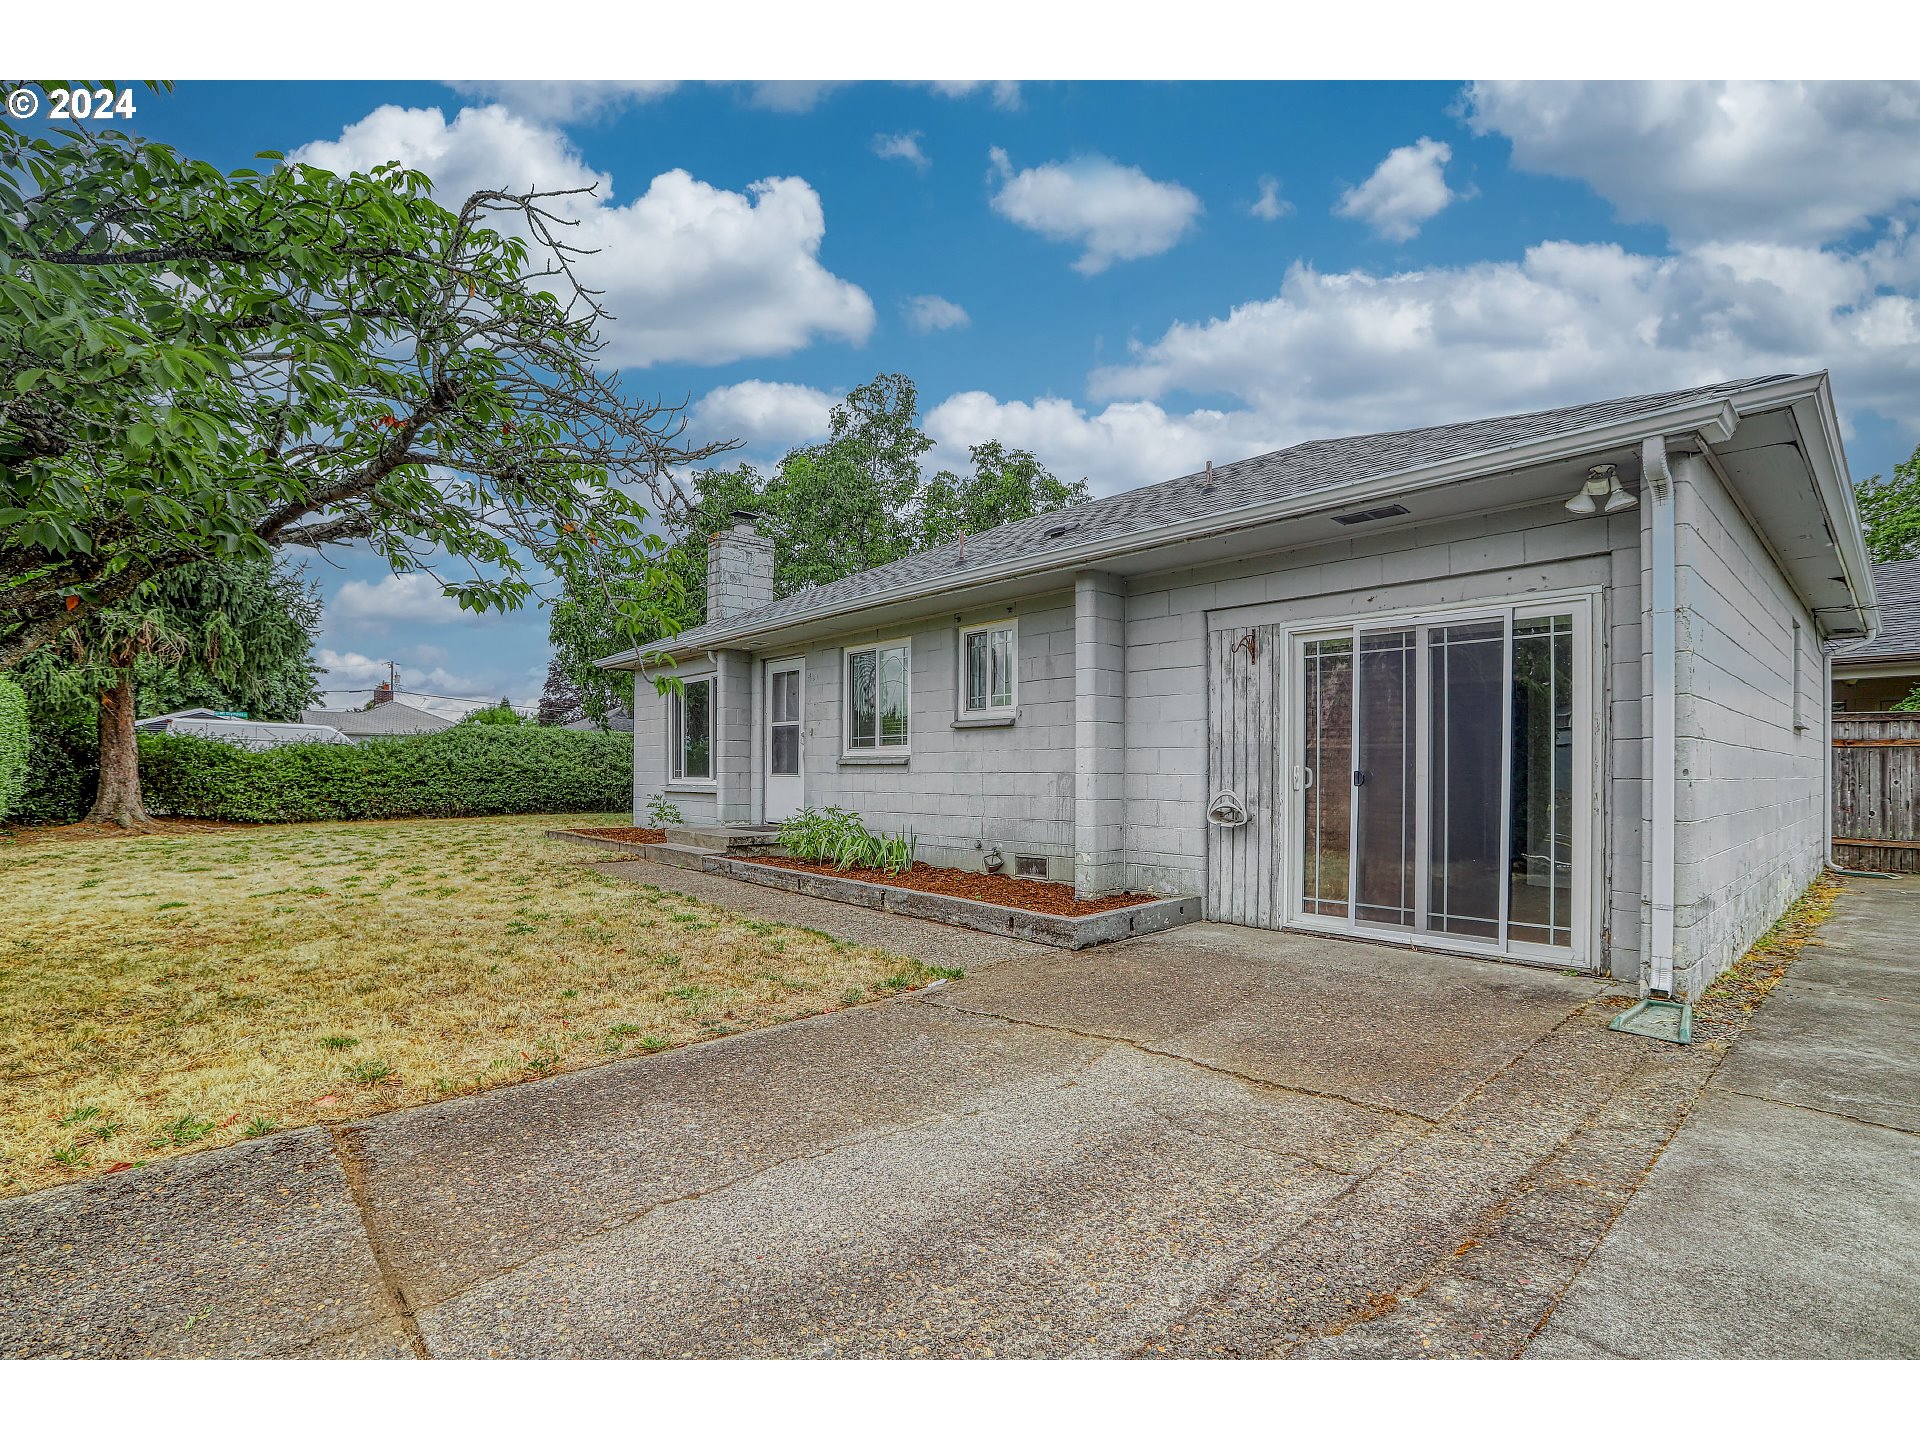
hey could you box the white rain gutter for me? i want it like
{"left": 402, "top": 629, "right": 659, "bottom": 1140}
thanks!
{"left": 1643, "top": 434, "right": 1678, "bottom": 997}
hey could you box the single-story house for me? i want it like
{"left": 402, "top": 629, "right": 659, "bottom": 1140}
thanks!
{"left": 1830, "top": 558, "right": 1920, "bottom": 711}
{"left": 300, "top": 694, "right": 454, "bottom": 742}
{"left": 601, "top": 373, "right": 1878, "bottom": 1004}
{"left": 136, "top": 708, "right": 352, "bottom": 749}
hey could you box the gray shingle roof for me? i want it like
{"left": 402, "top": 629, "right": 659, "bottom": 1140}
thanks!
{"left": 1831, "top": 559, "right": 1920, "bottom": 663}
{"left": 300, "top": 700, "right": 454, "bottom": 736}
{"left": 629, "top": 375, "right": 1790, "bottom": 658}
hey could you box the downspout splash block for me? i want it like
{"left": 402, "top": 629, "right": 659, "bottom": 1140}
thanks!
{"left": 1609, "top": 997, "right": 1693, "bottom": 1045}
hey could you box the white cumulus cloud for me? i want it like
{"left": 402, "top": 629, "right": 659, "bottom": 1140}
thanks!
{"left": 926, "top": 229, "right": 1920, "bottom": 494}
{"left": 988, "top": 148, "right": 1202, "bottom": 275}
{"left": 691, "top": 380, "right": 838, "bottom": 455}
{"left": 872, "top": 131, "right": 930, "bottom": 171}
{"left": 330, "top": 573, "right": 466, "bottom": 626}
{"left": 927, "top": 81, "right": 1022, "bottom": 109}
{"left": 446, "top": 81, "right": 678, "bottom": 122}
{"left": 1251, "top": 176, "right": 1293, "bottom": 221}
{"left": 291, "top": 104, "right": 874, "bottom": 368}
{"left": 1465, "top": 80, "right": 1920, "bottom": 244}
{"left": 903, "top": 294, "right": 970, "bottom": 332}
{"left": 1334, "top": 137, "right": 1461, "bottom": 242}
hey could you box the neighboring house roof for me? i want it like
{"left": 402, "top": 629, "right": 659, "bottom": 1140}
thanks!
{"left": 1830, "top": 559, "right": 1920, "bottom": 665}
{"left": 300, "top": 700, "right": 454, "bottom": 737}
{"left": 563, "top": 708, "right": 635, "bottom": 733}
{"left": 603, "top": 374, "right": 1816, "bottom": 665}
{"left": 140, "top": 717, "right": 353, "bottom": 749}
{"left": 136, "top": 708, "right": 245, "bottom": 726}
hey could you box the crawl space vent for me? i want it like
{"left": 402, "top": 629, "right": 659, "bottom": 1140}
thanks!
{"left": 1331, "top": 503, "right": 1410, "bottom": 526}
{"left": 1013, "top": 854, "right": 1049, "bottom": 879}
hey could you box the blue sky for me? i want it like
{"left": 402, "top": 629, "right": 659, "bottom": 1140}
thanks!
{"left": 127, "top": 80, "right": 1920, "bottom": 713}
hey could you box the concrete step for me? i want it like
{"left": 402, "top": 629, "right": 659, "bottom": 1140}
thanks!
{"left": 647, "top": 842, "right": 724, "bottom": 871}
{"left": 663, "top": 823, "right": 783, "bottom": 853}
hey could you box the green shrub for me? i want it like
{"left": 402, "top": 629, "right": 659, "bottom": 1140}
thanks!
{"left": 0, "top": 677, "right": 27, "bottom": 821}
{"left": 776, "top": 805, "right": 916, "bottom": 875}
{"left": 644, "top": 793, "right": 684, "bottom": 826}
{"left": 135, "top": 724, "right": 632, "bottom": 823}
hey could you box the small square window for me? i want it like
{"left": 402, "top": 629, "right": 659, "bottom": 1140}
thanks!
{"left": 959, "top": 620, "right": 1017, "bottom": 718}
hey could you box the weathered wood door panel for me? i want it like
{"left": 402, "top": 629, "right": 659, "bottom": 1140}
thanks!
{"left": 1833, "top": 711, "right": 1920, "bottom": 873}
{"left": 1206, "top": 625, "right": 1285, "bottom": 925}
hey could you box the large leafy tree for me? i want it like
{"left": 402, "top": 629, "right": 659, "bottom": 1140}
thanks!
{"left": 0, "top": 99, "right": 729, "bottom": 674}
{"left": 17, "top": 556, "right": 323, "bottom": 827}
{"left": 546, "top": 374, "right": 1089, "bottom": 719}
{"left": 1856, "top": 443, "right": 1920, "bottom": 565}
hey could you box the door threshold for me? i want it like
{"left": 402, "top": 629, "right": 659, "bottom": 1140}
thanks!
{"left": 1279, "top": 924, "right": 1600, "bottom": 978}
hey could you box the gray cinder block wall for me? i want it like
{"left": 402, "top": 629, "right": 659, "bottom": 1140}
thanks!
{"left": 1073, "top": 571, "right": 1129, "bottom": 897}
{"left": 1668, "top": 453, "right": 1826, "bottom": 999}
{"left": 707, "top": 513, "right": 775, "bottom": 622}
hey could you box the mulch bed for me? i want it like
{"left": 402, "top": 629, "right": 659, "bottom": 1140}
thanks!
{"left": 570, "top": 826, "right": 670, "bottom": 844}
{"left": 748, "top": 857, "right": 1156, "bottom": 916}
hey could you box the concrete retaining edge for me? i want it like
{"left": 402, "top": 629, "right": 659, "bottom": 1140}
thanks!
{"left": 548, "top": 829, "right": 1200, "bottom": 948}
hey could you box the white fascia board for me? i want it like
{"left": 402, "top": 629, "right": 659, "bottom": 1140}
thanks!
{"left": 601, "top": 376, "right": 1844, "bottom": 669}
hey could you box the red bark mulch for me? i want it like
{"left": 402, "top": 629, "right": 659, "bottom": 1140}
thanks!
{"left": 570, "top": 826, "right": 670, "bottom": 845}
{"left": 747, "top": 857, "right": 1156, "bottom": 916}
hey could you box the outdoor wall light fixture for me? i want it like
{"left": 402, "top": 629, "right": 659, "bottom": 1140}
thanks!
{"left": 1565, "top": 462, "right": 1639, "bottom": 516}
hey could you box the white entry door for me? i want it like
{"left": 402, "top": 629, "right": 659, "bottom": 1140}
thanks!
{"left": 765, "top": 659, "right": 804, "bottom": 822}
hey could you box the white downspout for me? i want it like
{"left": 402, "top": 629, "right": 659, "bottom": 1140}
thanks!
{"left": 1643, "top": 435, "right": 1677, "bottom": 997}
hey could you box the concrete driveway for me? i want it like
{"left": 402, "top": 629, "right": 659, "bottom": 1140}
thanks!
{"left": 8, "top": 886, "right": 1732, "bottom": 1360}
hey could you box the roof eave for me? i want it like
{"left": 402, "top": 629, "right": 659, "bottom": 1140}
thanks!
{"left": 598, "top": 374, "right": 1853, "bottom": 668}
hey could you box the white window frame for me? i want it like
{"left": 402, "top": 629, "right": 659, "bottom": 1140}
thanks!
{"left": 843, "top": 637, "right": 912, "bottom": 756}
{"left": 666, "top": 673, "right": 716, "bottom": 788}
{"left": 957, "top": 618, "right": 1019, "bottom": 720}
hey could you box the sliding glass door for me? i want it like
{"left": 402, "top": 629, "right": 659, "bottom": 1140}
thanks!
{"left": 1291, "top": 599, "right": 1589, "bottom": 960}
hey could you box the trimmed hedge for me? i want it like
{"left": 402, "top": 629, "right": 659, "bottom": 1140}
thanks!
{"left": 0, "top": 677, "right": 27, "bottom": 820}
{"left": 138, "top": 724, "right": 633, "bottom": 823}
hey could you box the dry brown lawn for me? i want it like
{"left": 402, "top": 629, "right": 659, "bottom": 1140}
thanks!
{"left": 0, "top": 812, "right": 952, "bottom": 1196}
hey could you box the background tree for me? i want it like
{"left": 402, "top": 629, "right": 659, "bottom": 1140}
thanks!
{"left": 545, "top": 373, "right": 1089, "bottom": 710}
{"left": 1, "top": 102, "right": 730, "bottom": 673}
{"left": 462, "top": 698, "right": 524, "bottom": 727}
{"left": 16, "top": 557, "right": 323, "bottom": 827}
{"left": 1856, "top": 444, "right": 1920, "bottom": 564}
{"left": 535, "top": 656, "right": 586, "bottom": 727}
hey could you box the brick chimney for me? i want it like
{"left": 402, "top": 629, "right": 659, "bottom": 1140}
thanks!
{"left": 706, "top": 510, "right": 775, "bottom": 622}
{"left": 372, "top": 681, "right": 394, "bottom": 705}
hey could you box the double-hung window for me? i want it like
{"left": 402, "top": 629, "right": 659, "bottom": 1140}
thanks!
{"left": 844, "top": 639, "right": 910, "bottom": 753}
{"left": 668, "top": 675, "right": 713, "bottom": 783}
{"left": 958, "top": 620, "right": 1017, "bottom": 719}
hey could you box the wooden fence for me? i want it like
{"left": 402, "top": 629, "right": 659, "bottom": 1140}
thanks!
{"left": 1832, "top": 711, "right": 1920, "bottom": 873}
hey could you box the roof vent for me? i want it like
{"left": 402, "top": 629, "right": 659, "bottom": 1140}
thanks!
{"left": 1332, "top": 503, "right": 1410, "bottom": 526}
{"left": 1198, "top": 459, "right": 1216, "bottom": 492}
{"left": 1044, "top": 521, "right": 1074, "bottom": 539}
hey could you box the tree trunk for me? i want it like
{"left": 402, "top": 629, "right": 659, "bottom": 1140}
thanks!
{"left": 84, "top": 670, "right": 153, "bottom": 829}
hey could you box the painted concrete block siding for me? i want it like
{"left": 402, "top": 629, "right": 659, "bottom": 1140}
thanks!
{"left": 1073, "top": 571, "right": 1129, "bottom": 897}
{"left": 767, "top": 596, "right": 1082, "bottom": 879}
{"left": 1119, "top": 499, "right": 1643, "bottom": 972}
{"left": 1669, "top": 454, "right": 1825, "bottom": 998}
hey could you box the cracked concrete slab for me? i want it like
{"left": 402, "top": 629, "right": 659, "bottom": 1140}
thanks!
{"left": 343, "top": 1000, "right": 1098, "bottom": 1309}
{"left": 0, "top": 1129, "right": 408, "bottom": 1359}
{"left": 415, "top": 1046, "right": 1364, "bottom": 1358}
{"left": 1713, "top": 984, "right": 1920, "bottom": 1133}
{"left": 926, "top": 923, "right": 1603, "bottom": 1121}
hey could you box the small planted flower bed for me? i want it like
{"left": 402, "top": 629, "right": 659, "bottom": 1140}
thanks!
{"left": 570, "top": 825, "right": 668, "bottom": 845}
{"left": 750, "top": 857, "right": 1151, "bottom": 917}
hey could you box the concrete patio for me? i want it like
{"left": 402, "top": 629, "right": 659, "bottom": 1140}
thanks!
{"left": 3, "top": 868, "right": 1912, "bottom": 1359}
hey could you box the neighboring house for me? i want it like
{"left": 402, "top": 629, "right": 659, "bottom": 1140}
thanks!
{"left": 301, "top": 686, "right": 455, "bottom": 742}
{"left": 564, "top": 703, "right": 635, "bottom": 733}
{"left": 601, "top": 374, "right": 1877, "bottom": 1004}
{"left": 135, "top": 709, "right": 352, "bottom": 750}
{"left": 1829, "top": 558, "right": 1920, "bottom": 711}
